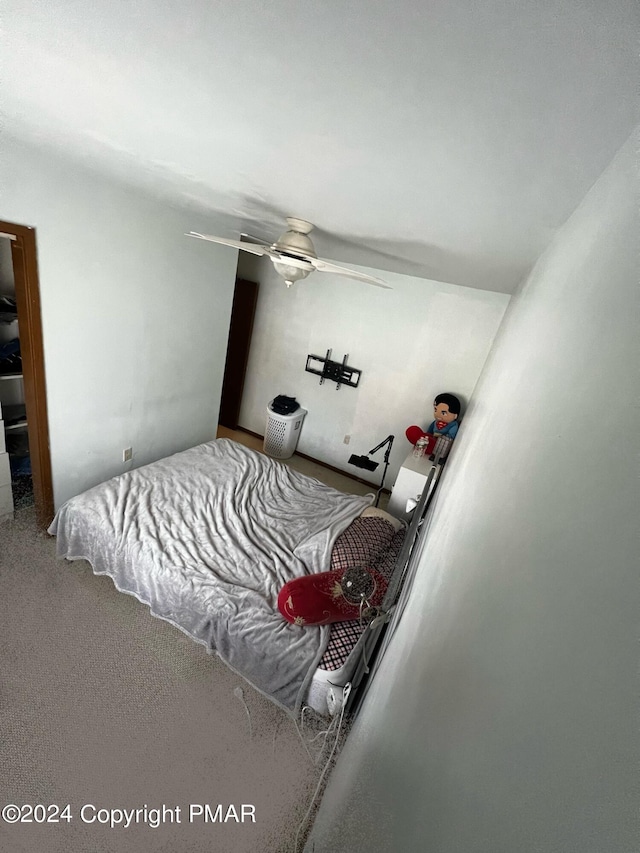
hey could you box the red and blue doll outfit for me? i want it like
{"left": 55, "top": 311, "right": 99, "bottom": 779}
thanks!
{"left": 405, "top": 418, "right": 459, "bottom": 446}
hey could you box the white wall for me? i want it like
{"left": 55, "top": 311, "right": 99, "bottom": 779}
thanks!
{"left": 237, "top": 254, "right": 509, "bottom": 484}
{"left": 0, "top": 136, "right": 238, "bottom": 507}
{"left": 306, "top": 132, "right": 640, "bottom": 853}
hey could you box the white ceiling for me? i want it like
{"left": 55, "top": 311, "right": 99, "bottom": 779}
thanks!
{"left": 3, "top": 0, "right": 638, "bottom": 293}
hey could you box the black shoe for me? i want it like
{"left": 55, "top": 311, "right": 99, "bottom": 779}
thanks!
{"left": 0, "top": 338, "right": 22, "bottom": 374}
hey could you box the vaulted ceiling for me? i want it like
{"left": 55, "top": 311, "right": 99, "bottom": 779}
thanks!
{"left": 3, "top": 1, "right": 638, "bottom": 293}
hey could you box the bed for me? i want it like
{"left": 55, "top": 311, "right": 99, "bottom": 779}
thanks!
{"left": 48, "top": 438, "right": 405, "bottom": 718}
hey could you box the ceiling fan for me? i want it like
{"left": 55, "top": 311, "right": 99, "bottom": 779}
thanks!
{"left": 186, "top": 217, "right": 390, "bottom": 289}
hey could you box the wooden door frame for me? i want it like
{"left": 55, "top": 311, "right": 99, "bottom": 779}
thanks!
{"left": 0, "top": 220, "right": 54, "bottom": 527}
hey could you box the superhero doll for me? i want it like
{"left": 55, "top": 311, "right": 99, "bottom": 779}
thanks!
{"left": 405, "top": 393, "right": 461, "bottom": 448}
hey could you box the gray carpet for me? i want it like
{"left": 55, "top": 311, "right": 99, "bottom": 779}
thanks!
{"left": 0, "top": 508, "right": 324, "bottom": 853}
{"left": 10, "top": 476, "right": 34, "bottom": 511}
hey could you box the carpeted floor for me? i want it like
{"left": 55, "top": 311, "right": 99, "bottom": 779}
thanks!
{"left": 0, "top": 506, "right": 331, "bottom": 853}
{"left": 11, "top": 474, "right": 34, "bottom": 510}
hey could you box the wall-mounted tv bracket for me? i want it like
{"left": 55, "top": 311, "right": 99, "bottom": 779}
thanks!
{"left": 305, "top": 349, "right": 362, "bottom": 390}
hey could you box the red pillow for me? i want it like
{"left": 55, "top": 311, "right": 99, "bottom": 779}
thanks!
{"left": 278, "top": 566, "right": 388, "bottom": 626}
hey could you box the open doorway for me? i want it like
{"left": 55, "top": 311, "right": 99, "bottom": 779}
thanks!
{"left": 0, "top": 220, "right": 54, "bottom": 527}
{"left": 218, "top": 277, "right": 259, "bottom": 430}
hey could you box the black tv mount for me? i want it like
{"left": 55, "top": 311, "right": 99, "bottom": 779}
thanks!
{"left": 305, "top": 349, "right": 361, "bottom": 389}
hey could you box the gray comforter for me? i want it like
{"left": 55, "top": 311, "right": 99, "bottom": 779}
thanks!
{"left": 48, "top": 439, "right": 373, "bottom": 714}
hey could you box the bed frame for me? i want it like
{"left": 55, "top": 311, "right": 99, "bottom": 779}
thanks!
{"left": 343, "top": 462, "right": 442, "bottom": 717}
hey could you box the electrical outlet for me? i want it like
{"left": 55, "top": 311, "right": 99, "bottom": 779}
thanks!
{"left": 343, "top": 435, "right": 351, "bottom": 445}
{"left": 123, "top": 447, "right": 133, "bottom": 462}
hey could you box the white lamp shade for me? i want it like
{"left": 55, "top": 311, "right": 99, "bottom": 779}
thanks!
{"left": 272, "top": 261, "right": 313, "bottom": 286}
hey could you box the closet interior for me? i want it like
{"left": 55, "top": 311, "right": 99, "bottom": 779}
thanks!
{"left": 0, "top": 236, "right": 33, "bottom": 519}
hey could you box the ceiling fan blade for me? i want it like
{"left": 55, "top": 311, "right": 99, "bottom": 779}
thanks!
{"left": 311, "top": 258, "right": 391, "bottom": 288}
{"left": 240, "top": 232, "right": 272, "bottom": 246}
{"left": 186, "top": 232, "right": 268, "bottom": 256}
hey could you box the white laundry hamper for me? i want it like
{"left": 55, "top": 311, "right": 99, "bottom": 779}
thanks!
{"left": 264, "top": 401, "right": 307, "bottom": 459}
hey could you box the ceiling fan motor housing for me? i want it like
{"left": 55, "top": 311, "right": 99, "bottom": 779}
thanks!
{"left": 274, "top": 218, "right": 317, "bottom": 259}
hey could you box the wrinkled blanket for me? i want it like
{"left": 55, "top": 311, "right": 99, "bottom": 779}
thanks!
{"left": 48, "top": 439, "right": 373, "bottom": 714}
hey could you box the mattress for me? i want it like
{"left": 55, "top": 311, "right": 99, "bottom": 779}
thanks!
{"left": 49, "top": 439, "right": 373, "bottom": 717}
{"left": 48, "top": 438, "right": 405, "bottom": 718}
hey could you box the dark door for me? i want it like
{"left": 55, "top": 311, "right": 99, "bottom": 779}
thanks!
{"left": 218, "top": 277, "right": 259, "bottom": 429}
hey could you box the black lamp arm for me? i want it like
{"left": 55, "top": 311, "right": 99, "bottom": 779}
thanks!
{"left": 369, "top": 434, "right": 394, "bottom": 455}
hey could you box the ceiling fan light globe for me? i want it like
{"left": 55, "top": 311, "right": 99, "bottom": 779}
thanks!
{"left": 272, "top": 260, "right": 312, "bottom": 286}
